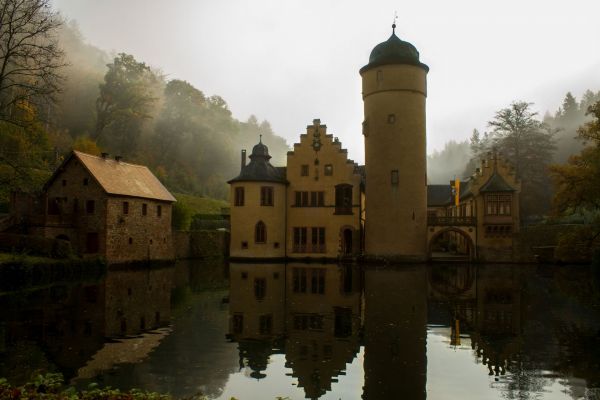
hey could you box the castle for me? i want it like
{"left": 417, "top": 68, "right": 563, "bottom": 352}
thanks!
{"left": 228, "top": 25, "right": 520, "bottom": 262}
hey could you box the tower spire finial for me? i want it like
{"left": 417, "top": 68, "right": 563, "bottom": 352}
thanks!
{"left": 392, "top": 11, "right": 398, "bottom": 34}
{"left": 259, "top": 134, "right": 262, "bottom": 143}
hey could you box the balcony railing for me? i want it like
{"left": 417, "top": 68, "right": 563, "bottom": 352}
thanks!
{"left": 428, "top": 216, "right": 477, "bottom": 226}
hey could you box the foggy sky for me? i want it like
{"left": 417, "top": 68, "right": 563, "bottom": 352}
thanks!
{"left": 53, "top": 0, "right": 600, "bottom": 164}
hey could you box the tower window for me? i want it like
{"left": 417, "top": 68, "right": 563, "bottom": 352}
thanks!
{"left": 260, "top": 186, "right": 274, "bottom": 206}
{"left": 254, "top": 278, "right": 266, "bottom": 300}
{"left": 387, "top": 114, "right": 396, "bottom": 124}
{"left": 391, "top": 170, "right": 399, "bottom": 185}
{"left": 234, "top": 187, "right": 245, "bottom": 206}
{"left": 255, "top": 221, "right": 266, "bottom": 243}
{"left": 377, "top": 70, "right": 383, "bottom": 82}
{"left": 324, "top": 164, "right": 333, "bottom": 176}
{"left": 301, "top": 164, "right": 309, "bottom": 176}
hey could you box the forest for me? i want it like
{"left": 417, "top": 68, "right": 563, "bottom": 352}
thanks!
{"left": 1, "top": 0, "right": 599, "bottom": 253}
{"left": 0, "top": 4, "right": 288, "bottom": 207}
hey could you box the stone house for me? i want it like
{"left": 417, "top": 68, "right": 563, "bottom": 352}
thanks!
{"left": 24, "top": 150, "right": 176, "bottom": 263}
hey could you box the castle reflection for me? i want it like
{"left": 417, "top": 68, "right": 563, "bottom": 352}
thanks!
{"left": 1, "top": 262, "right": 599, "bottom": 399}
{"left": 229, "top": 262, "right": 600, "bottom": 399}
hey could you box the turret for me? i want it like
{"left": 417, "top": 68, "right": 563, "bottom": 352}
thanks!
{"left": 361, "top": 24, "right": 429, "bottom": 261}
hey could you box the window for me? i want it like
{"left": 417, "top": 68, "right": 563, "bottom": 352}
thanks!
{"left": 241, "top": 271, "right": 248, "bottom": 279}
{"left": 62, "top": 179, "right": 67, "bottom": 186}
{"left": 293, "top": 227, "right": 307, "bottom": 252}
{"left": 48, "top": 198, "right": 60, "bottom": 215}
{"left": 335, "top": 184, "right": 353, "bottom": 214}
{"left": 376, "top": 69, "right": 383, "bottom": 82}
{"left": 234, "top": 187, "right": 245, "bottom": 206}
{"left": 260, "top": 186, "right": 274, "bottom": 206}
{"left": 86, "top": 200, "right": 95, "bottom": 214}
{"left": 387, "top": 113, "right": 396, "bottom": 124}
{"left": 295, "top": 191, "right": 310, "bottom": 207}
{"left": 254, "top": 278, "right": 266, "bottom": 300}
{"left": 233, "top": 314, "right": 244, "bottom": 334}
{"left": 296, "top": 191, "right": 324, "bottom": 207}
{"left": 311, "top": 227, "right": 326, "bottom": 253}
{"left": 391, "top": 170, "right": 399, "bottom": 185}
{"left": 128, "top": 237, "right": 133, "bottom": 244}
{"left": 123, "top": 201, "right": 129, "bottom": 215}
{"left": 255, "top": 221, "right": 266, "bottom": 243}
{"left": 259, "top": 314, "right": 272, "bottom": 335}
{"left": 157, "top": 205, "right": 162, "bottom": 217}
{"left": 142, "top": 203, "right": 148, "bottom": 216}
{"left": 83, "top": 178, "right": 89, "bottom": 186}
{"left": 294, "top": 314, "right": 323, "bottom": 331}
{"left": 334, "top": 307, "right": 353, "bottom": 338}
{"left": 293, "top": 268, "right": 307, "bottom": 293}
{"left": 324, "top": 164, "right": 333, "bottom": 176}
{"left": 301, "top": 164, "right": 309, "bottom": 176}
{"left": 311, "top": 268, "right": 325, "bottom": 294}
{"left": 241, "top": 241, "right": 248, "bottom": 249}
{"left": 85, "top": 232, "right": 99, "bottom": 253}
{"left": 485, "top": 225, "right": 513, "bottom": 237}
{"left": 485, "top": 194, "right": 512, "bottom": 216}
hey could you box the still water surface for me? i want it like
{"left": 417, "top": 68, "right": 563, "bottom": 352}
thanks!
{"left": 1, "top": 261, "right": 599, "bottom": 399}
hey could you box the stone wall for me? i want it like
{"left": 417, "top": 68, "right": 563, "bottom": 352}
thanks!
{"left": 105, "top": 197, "right": 173, "bottom": 263}
{"left": 173, "top": 230, "right": 229, "bottom": 259}
{"left": 45, "top": 158, "right": 108, "bottom": 256}
{"left": 0, "top": 232, "right": 72, "bottom": 258}
{"left": 515, "top": 224, "right": 586, "bottom": 263}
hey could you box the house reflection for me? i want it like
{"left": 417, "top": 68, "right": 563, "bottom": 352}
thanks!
{"left": 0, "top": 266, "right": 175, "bottom": 383}
{"left": 228, "top": 263, "right": 362, "bottom": 398}
{"left": 428, "top": 264, "right": 523, "bottom": 377}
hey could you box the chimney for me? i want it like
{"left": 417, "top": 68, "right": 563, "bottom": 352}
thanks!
{"left": 101, "top": 152, "right": 109, "bottom": 159}
{"left": 115, "top": 155, "right": 122, "bottom": 162}
{"left": 241, "top": 149, "right": 247, "bottom": 169}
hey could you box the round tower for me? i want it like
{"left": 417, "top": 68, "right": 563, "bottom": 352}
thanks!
{"left": 361, "top": 24, "right": 429, "bottom": 261}
{"left": 228, "top": 138, "right": 287, "bottom": 259}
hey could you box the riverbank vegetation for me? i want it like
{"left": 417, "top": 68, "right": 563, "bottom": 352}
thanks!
{"left": 0, "top": 373, "right": 291, "bottom": 400}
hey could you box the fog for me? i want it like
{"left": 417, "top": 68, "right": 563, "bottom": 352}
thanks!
{"left": 52, "top": 0, "right": 600, "bottom": 164}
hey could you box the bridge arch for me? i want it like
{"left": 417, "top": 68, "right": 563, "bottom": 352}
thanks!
{"left": 428, "top": 227, "right": 476, "bottom": 261}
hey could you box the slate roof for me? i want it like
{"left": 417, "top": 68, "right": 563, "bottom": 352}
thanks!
{"left": 427, "top": 185, "right": 453, "bottom": 207}
{"left": 228, "top": 141, "right": 287, "bottom": 184}
{"left": 47, "top": 151, "right": 176, "bottom": 202}
{"left": 360, "top": 26, "right": 429, "bottom": 74}
{"left": 479, "top": 172, "right": 515, "bottom": 192}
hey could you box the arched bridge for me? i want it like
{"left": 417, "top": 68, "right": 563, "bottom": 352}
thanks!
{"left": 427, "top": 216, "right": 477, "bottom": 261}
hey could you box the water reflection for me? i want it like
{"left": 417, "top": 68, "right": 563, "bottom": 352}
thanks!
{"left": 0, "top": 262, "right": 599, "bottom": 399}
{"left": 228, "top": 263, "right": 361, "bottom": 398}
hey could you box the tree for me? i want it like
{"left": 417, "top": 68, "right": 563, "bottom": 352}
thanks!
{"left": 0, "top": 0, "right": 65, "bottom": 126}
{"left": 550, "top": 101, "right": 600, "bottom": 258}
{"left": 93, "top": 53, "right": 160, "bottom": 149}
{"left": 487, "top": 101, "right": 556, "bottom": 219}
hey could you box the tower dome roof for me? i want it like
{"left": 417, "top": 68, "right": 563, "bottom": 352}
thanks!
{"left": 360, "top": 25, "right": 429, "bottom": 74}
{"left": 251, "top": 140, "right": 270, "bottom": 160}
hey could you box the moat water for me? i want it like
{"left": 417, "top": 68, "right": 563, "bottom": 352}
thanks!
{"left": 1, "top": 260, "right": 599, "bottom": 400}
